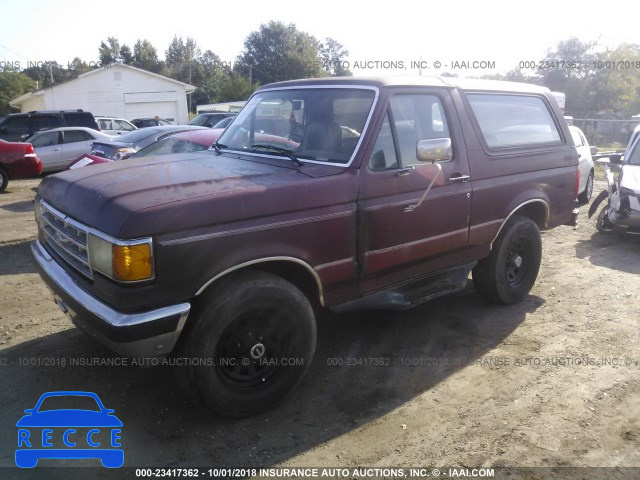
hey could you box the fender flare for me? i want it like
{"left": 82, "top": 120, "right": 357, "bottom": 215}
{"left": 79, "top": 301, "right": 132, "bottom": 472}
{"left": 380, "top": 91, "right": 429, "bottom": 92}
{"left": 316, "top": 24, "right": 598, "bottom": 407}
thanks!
{"left": 195, "top": 256, "right": 325, "bottom": 306}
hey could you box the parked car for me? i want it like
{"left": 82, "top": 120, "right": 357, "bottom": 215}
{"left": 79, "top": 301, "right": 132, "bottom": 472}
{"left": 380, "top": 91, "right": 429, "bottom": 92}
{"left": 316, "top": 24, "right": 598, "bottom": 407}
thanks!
{"left": 189, "top": 112, "right": 236, "bottom": 128}
{"left": 0, "top": 140, "right": 42, "bottom": 192}
{"left": 0, "top": 110, "right": 99, "bottom": 142}
{"left": 569, "top": 125, "right": 596, "bottom": 203}
{"left": 26, "top": 127, "right": 113, "bottom": 173}
{"left": 70, "top": 128, "right": 220, "bottom": 168}
{"left": 626, "top": 124, "right": 640, "bottom": 153}
{"left": 211, "top": 117, "right": 235, "bottom": 129}
{"left": 32, "top": 76, "right": 578, "bottom": 417}
{"left": 95, "top": 116, "right": 137, "bottom": 136}
{"left": 88, "top": 125, "right": 207, "bottom": 161}
{"left": 131, "top": 117, "right": 173, "bottom": 128}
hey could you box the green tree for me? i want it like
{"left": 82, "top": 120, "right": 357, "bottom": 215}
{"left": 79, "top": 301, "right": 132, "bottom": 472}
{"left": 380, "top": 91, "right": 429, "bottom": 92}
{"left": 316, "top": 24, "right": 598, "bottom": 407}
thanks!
{"left": 216, "top": 72, "right": 257, "bottom": 102}
{"left": 119, "top": 44, "right": 134, "bottom": 65}
{"left": 165, "top": 35, "right": 201, "bottom": 83}
{"left": 235, "top": 21, "right": 324, "bottom": 84}
{"left": 99, "top": 37, "right": 121, "bottom": 66}
{"left": 536, "top": 38, "right": 599, "bottom": 117}
{"left": 0, "top": 71, "right": 35, "bottom": 115}
{"left": 132, "top": 39, "right": 165, "bottom": 74}
{"left": 590, "top": 44, "right": 640, "bottom": 115}
{"left": 319, "top": 38, "right": 351, "bottom": 76}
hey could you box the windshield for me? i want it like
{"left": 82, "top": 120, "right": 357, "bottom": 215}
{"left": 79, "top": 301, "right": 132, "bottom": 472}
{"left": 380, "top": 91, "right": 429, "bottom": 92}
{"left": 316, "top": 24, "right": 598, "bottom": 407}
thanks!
{"left": 38, "top": 395, "right": 101, "bottom": 412}
{"left": 134, "top": 136, "right": 211, "bottom": 158}
{"left": 217, "top": 88, "right": 376, "bottom": 164}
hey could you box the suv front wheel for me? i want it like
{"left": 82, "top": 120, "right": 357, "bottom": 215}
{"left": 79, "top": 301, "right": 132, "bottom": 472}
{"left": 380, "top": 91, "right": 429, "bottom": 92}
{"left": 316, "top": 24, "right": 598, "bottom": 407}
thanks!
{"left": 184, "top": 271, "right": 316, "bottom": 417}
{"left": 472, "top": 216, "right": 542, "bottom": 304}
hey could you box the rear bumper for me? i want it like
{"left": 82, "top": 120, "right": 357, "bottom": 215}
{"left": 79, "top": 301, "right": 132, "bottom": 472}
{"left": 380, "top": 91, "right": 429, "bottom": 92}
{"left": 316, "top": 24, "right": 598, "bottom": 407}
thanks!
{"left": 566, "top": 207, "right": 580, "bottom": 227}
{"left": 31, "top": 240, "right": 190, "bottom": 357}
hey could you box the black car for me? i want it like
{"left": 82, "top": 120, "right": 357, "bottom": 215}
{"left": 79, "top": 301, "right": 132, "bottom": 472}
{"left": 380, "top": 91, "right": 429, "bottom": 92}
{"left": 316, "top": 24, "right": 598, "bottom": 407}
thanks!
{"left": 90, "top": 125, "right": 206, "bottom": 160}
{"left": 131, "top": 118, "right": 173, "bottom": 128}
{"left": 0, "top": 110, "right": 99, "bottom": 141}
{"left": 188, "top": 112, "right": 236, "bottom": 128}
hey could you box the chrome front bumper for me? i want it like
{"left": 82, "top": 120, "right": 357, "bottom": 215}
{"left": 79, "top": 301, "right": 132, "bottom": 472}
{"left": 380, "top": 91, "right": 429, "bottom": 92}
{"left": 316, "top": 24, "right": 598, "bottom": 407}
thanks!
{"left": 31, "top": 240, "right": 190, "bottom": 357}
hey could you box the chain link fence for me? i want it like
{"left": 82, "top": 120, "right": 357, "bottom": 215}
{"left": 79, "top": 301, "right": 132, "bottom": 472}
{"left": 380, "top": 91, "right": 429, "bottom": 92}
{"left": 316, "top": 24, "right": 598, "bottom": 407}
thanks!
{"left": 570, "top": 118, "right": 640, "bottom": 148}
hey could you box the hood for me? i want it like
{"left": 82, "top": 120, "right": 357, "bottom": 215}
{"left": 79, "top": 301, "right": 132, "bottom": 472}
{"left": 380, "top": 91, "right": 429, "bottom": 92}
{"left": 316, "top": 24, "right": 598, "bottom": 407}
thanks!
{"left": 37, "top": 151, "right": 352, "bottom": 238}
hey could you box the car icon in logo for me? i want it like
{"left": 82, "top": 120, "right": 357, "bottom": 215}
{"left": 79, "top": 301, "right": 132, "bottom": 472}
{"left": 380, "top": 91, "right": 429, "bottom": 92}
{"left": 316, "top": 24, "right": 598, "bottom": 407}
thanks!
{"left": 15, "top": 391, "right": 123, "bottom": 468}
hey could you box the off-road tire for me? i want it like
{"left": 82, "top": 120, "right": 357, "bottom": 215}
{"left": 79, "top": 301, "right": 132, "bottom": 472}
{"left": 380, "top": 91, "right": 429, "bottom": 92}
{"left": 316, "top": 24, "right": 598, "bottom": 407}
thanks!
{"left": 473, "top": 215, "right": 542, "bottom": 304}
{"left": 184, "top": 271, "right": 316, "bottom": 417}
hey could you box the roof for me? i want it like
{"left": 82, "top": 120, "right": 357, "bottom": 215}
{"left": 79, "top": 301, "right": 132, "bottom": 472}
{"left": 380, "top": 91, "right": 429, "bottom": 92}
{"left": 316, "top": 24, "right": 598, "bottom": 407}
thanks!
{"left": 258, "top": 75, "right": 551, "bottom": 94}
{"left": 10, "top": 63, "right": 196, "bottom": 108}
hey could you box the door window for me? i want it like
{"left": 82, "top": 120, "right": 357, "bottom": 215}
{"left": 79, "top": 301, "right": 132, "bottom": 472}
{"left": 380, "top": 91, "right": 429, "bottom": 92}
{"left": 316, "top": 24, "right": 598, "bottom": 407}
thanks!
{"left": 368, "top": 113, "right": 398, "bottom": 170}
{"left": 368, "top": 94, "right": 450, "bottom": 170}
{"left": 30, "top": 132, "right": 60, "bottom": 147}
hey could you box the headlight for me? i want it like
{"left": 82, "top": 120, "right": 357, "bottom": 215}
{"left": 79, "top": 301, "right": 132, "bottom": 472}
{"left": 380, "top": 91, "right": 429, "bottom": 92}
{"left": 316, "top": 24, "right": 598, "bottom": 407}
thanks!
{"left": 88, "top": 233, "right": 153, "bottom": 282}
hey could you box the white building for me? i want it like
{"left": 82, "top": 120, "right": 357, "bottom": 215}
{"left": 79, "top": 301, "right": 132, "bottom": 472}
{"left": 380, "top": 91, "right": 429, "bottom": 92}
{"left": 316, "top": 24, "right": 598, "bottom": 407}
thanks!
{"left": 10, "top": 63, "right": 196, "bottom": 124}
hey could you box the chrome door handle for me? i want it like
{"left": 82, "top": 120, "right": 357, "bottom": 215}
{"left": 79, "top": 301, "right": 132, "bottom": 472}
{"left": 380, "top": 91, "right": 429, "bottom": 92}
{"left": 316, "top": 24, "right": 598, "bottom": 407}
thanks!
{"left": 396, "top": 167, "right": 415, "bottom": 177}
{"left": 449, "top": 174, "right": 470, "bottom": 183}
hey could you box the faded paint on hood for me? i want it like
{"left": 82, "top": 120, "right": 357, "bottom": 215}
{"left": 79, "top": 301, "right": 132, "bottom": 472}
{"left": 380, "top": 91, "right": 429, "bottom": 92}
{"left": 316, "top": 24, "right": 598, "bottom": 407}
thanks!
{"left": 37, "top": 151, "right": 352, "bottom": 238}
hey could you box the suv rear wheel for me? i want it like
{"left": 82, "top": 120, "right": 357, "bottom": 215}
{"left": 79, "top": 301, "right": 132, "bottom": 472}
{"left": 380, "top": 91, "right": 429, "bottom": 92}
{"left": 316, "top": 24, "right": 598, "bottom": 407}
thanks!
{"left": 472, "top": 215, "right": 542, "bottom": 304}
{"left": 184, "top": 271, "right": 316, "bottom": 417}
{"left": 0, "top": 168, "right": 9, "bottom": 193}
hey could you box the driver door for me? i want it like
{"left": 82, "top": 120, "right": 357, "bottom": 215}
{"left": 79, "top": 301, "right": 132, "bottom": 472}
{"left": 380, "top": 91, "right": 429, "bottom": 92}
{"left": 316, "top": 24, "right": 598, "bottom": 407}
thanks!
{"left": 357, "top": 90, "right": 472, "bottom": 293}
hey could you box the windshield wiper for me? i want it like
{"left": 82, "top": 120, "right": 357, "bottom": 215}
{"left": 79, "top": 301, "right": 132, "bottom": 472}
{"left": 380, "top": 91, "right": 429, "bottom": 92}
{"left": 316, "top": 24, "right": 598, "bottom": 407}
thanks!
{"left": 250, "top": 144, "right": 304, "bottom": 166}
{"left": 213, "top": 141, "right": 227, "bottom": 154}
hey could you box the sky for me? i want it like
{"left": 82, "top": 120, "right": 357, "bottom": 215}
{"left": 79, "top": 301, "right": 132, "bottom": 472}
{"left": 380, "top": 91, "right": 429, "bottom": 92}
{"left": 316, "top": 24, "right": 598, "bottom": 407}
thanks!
{"left": 0, "top": 0, "right": 637, "bottom": 77}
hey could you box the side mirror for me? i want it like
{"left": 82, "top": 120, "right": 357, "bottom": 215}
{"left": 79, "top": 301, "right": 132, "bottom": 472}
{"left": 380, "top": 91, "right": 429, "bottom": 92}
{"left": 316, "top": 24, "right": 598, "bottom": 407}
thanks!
{"left": 590, "top": 146, "right": 597, "bottom": 156}
{"left": 206, "top": 122, "right": 213, "bottom": 128}
{"left": 610, "top": 154, "right": 623, "bottom": 165}
{"left": 24, "top": 409, "right": 34, "bottom": 414}
{"left": 416, "top": 138, "right": 452, "bottom": 163}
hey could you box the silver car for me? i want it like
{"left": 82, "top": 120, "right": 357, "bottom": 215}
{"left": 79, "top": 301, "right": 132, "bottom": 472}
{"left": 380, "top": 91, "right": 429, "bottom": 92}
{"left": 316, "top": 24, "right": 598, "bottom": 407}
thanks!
{"left": 27, "top": 127, "right": 113, "bottom": 173}
{"left": 95, "top": 116, "right": 137, "bottom": 136}
{"left": 569, "top": 126, "right": 596, "bottom": 204}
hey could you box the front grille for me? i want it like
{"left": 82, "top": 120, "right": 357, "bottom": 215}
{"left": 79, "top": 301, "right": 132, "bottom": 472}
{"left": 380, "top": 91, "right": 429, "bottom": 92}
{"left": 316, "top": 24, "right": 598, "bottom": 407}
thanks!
{"left": 38, "top": 201, "right": 93, "bottom": 279}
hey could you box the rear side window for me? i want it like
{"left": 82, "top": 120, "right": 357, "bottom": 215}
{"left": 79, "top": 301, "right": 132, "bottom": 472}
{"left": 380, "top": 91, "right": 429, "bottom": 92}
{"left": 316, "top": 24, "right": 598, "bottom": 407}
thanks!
{"left": 63, "top": 130, "right": 92, "bottom": 143}
{"left": 467, "top": 94, "right": 562, "bottom": 148}
{"left": 64, "top": 112, "right": 97, "bottom": 129}
{"left": 570, "top": 128, "right": 584, "bottom": 147}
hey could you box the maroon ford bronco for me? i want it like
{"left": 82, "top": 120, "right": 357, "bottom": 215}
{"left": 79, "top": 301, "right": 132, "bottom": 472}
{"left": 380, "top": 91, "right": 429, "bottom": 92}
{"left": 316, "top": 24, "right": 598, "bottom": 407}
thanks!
{"left": 32, "top": 77, "right": 579, "bottom": 416}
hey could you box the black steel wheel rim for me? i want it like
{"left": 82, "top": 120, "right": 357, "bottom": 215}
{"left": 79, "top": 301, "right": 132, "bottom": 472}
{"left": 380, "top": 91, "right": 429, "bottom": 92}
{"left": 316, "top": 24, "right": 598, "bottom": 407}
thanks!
{"left": 215, "top": 306, "right": 293, "bottom": 392}
{"left": 505, "top": 238, "right": 531, "bottom": 288}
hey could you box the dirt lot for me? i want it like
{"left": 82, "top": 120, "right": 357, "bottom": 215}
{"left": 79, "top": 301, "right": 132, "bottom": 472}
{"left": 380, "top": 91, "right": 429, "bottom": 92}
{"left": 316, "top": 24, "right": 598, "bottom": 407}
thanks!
{"left": 0, "top": 178, "right": 638, "bottom": 478}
